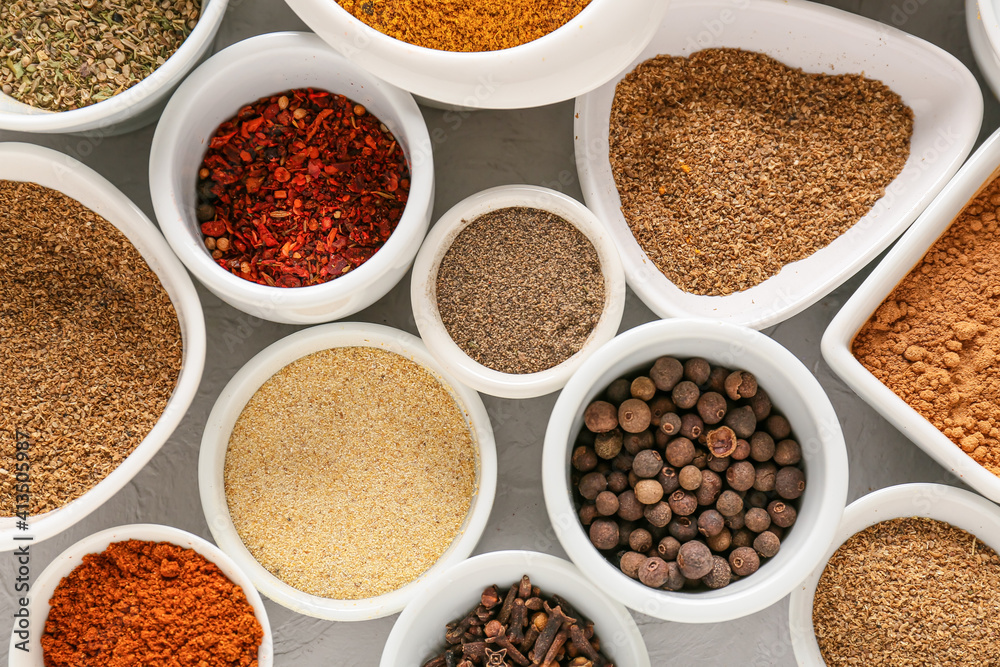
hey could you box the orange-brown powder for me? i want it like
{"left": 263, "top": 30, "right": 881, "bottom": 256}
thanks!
{"left": 853, "top": 174, "right": 1000, "bottom": 474}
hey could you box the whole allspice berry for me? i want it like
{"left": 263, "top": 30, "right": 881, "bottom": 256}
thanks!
{"left": 747, "top": 490, "right": 769, "bottom": 509}
{"left": 668, "top": 516, "right": 698, "bottom": 542}
{"left": 660, "top": 412, "right": 683, "bottom": 436}
{"left": 648, "top": 396, "right": 676, "bottom": 427}
{"left": 678, "top": 465, "right": 703, "bottom": 491}
{"left": 683, "top": 357, "right": 711, "bottom": 386}
{"left": 725, "top": 510, "right": 746, "bottom": 531}
{"left": 607, "top": 470, "right": 629, "bottom": 494}
{"left": 724, "top": 370, "right": 758, "bottom": 400}
{"left": 665, "top": 437, "right": 696, "bottom": 467}
{"left": 702, "top": 555, "right": 732, "bottom": 589}
{"left": 731, "top": 528, "right": 755, "bottom": 549}
{"left": 638, "top": 557, "right": 672, "bottom": 588}
{"left": 668, "top": 490, "right": 698, "bottom": 517}
{"left": 775, "top": 466, "right": 806, "bottom": 500}
{"left": 631, "top": 376, "right": 657, "bottom": 401}
{"left": 677, "top": 540, "right": 714, "bottom": 579}
{"left": 729, "top": 546, "right": 760, "bottom": 576}
{"left": 671, "top": 381, "right": 700, "bottom": 410}
{"left": 571, "top": 446, "right": 598, "bottom": 472}
{"left": 706, "top": 453, "right": 731, "bottom": 474}
{"left": 753, "top": 462, "right": 777, "bottom": 493}
{"left": 731, "top": 438, "right": 751, "bottom": 461}
{"left": 634, "top": 479, "right": 665, "bottom": 505}
{"left": 749, "top": 431, "right": 776, "bottom": 462}
{"left": 585, "top": 401, "right": 619, "bottom": 433}
{"left": 744, "top": 507, "right": 772, "bottom": 533}
{"left": 594, "top": 430, "right": 623, "bottom": 460}
{"left": 658, "top": 466, "right": 681, "bottom": 495}
{"left": 697, "top": 509, "right": 725, "bottom": 538}
{"left": 623, "top": 430, "right": 654, "bottom": 455}
{"left": 726, "top": 460, "right": 756, "bottom": 492}
{"left": 650, "top": 356, "right": 684, "bottom": 391}
{"left": 695, "top": 470, "right": 723, "bottom": 506}
{"left": 632, "top": 449, "right": 664, "bottom": 478}
{"left": 765, "top": 414, "right": 792, "bottom": 440}
{"left": 725, "top": 405, "right": 757, "bottom": 439}
{"left": 595, "top": 490, "right": 620, "bottom": 516}
{"left": 679, "top": 413, "right": 704, "bottom": 440}
{"left": 663, "top": 561, "right": 686, "bottom": 591}
{"left": 753, "top": 530, "right": 781, "bottom": 558}
{"left": 706, "top": 426, "right": 738, "bottom": 458}
{"left": 716, "top": 490, "right": 744, "bottom": 517}
{"left": 606, "top": 378, "right": 631, "bottom": 405}
{"left": 629, "top": 527, "right": 654, "bottom": 553}
{"left": 706, "top": 366, "right": 730, "bottom": 393}
{"left": 706, "top": 527, "right": 732, "bottom": 552}
{"left": 768, "top": 500, "right": 797, "bottom": 528}
{"left": 619, "top": 550, "right": 647, "bottom": 579}
{"left": 658, "top": 535, "right": 681, "bottom": 561}
{"left": 774, "top": 439, "right": 802, "bottom": 466}
{"left": 697, "top": 391, "right": 728, "bottom": 425}
{"left": 578, "top": 472, "right": 607, "bottom": 500}
{"left": 589, "top": 519, "right": 619, "bottom": 550}
{"left": 747, "top": 386, "right": 772, "bottom": 421}
{"left": 617, "top": 490, "right": 645, "bottom": 522}
{"left": 619, "top": 400, "right": 652, "bottom": 435}
{"left": 644, "top": 501, "right": 673, "bottom": 528}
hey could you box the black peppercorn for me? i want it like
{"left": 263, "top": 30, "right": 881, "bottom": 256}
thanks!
{"left": 665, "top": 437, "right": 696, "bottom": 467}
{"left": 677, "top": 540, "right": 713, "bottom": 579}
{"left": 589, "top": 519, "right": 619, "bottom": 550}
{"left": 671, "top": 381, "right": 700, "bottom": 410}
{"left": 650, "top": 356, "right": 684, "bottom": 391}
{"left": 632, "top": 449, "right": 663, "bottom": 478}
{"left": 584, "top": 401, "right": 618, "bottom": 433}
{"left": 729, "top": 546, "right": 760, "bottom": 576}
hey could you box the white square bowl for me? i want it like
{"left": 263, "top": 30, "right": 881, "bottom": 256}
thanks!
{"left": 575, "top": 0, "right": 983, "bottom": 329}
{"left": 822, "top": 126, "right": 1000, "bottom": 504}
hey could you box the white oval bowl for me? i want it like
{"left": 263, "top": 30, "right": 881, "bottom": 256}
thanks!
{"left": 575, "top": 0, "right": 983, "bottom": 330}
{"left": 149, "top": 31, "right": 434, "bottom": 325}
{"left": 542, "top": 318, "right": 849, "bottom": 624}
{"left": 7, "top": 523, "right": 273, "bottom": 666}
{"left": 970, "top": 0, "right": 1000, "bottom": 101}
{"left": 411, "top": 185, "right": 626, "bottom": 399}
{"left": 199, "top": 322, "right": 498, "bottom": 620}
{"left": 822, "top": 125, "right": 1000, "bottom": 505}
{"left": 788, "top": 483, "right": 1000, "bottom": 665}
{"left": 0, "top": 142, "right": 206, "bottom": 552}
{"left": 0, "top": 0, "right": 227, "bottom": 135}
{"left": 282, "top": 0, "right": 670, "bottom": 109}
{"left": 379, "top": 550, "right": 649, "bottom": 667}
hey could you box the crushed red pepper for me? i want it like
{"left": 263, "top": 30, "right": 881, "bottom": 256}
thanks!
{"left": 197, "top": 87, "right": 410, "bottom": 288}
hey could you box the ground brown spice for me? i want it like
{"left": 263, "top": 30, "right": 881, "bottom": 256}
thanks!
{"left": 609, "top": 48, "right": 913, "bottom": 296}
{"left": 0, "top": 181, "right": 182, "bottom": 515}
{"left": 225, "top": 346, "right": 476, "bottom": 599}
{"left": 854, "top": 175, "right": 1000, "bottom": 475}
{"left": 435, "top": 207, "right": 605, "bottom": 375}
{"left": 335, "top": 0, "right": 592, "bottom": 52}
{"left": 813, "top": 517, "right": 1000, "bottom": 665}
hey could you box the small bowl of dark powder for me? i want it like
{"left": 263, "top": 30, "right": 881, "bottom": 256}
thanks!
{"left": 411, "top": 185, "right": 626, "bottom": 399}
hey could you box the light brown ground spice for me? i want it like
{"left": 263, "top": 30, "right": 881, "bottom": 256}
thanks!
{"left": 224, "top": 346, "right": 477, "bottom": 599}
{"left": 0, "top": 181, "right": 182, "bottom": 516}
{"left": 435, "top": 207, "right": 605, "bottom": 375}
{"left": 334, "top": 0, "right": 591, "bottom": 52}
{"left": 854, "top": 175, "right": 1000, "bottom": 475}
{"left": 609, "top": 48, "right": 913, "bottom": 296}
{"left": 813, "top": 517, "right": 1000, "bottom": 666}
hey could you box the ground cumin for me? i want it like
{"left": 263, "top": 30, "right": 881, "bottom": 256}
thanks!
{"left": 334, "top": 0, "right": 592, "bottom": 52}
{"left": 609, "top": 48, "right": 913, "bottom": 296}
{"left": 41, "top": 540, "right": 263, "bottom": 667}
{"left": 813, "top": 517, "right": 1000, "bottom": 665}
{"left": 854, "top": 174, "right": 1000, "bottom": 474}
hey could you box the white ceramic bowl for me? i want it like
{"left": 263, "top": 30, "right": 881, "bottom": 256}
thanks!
{"left": 7, "top": 523, "right": 273, "bottom": 666}
{"left": 282, "top": 0, "right": 670, "bottom": 109}
{"left": 788, "top": 483, "right": 1000, "bottom": 665}
{"left": 822, "top": 126, "right": 1000, "bottom": 505}
{"left": 149, "top": 31, "right": 434, "bottom": 324}
{"left": 0, "top": 0, "right": 227, "bottom": 135}
{"left": 542, "top": 318, "right": 849, "bottom": 623}
{"left": 411, "top": 185, "right": 626, "bottom": 399}
{"left": 380, "top": 550, "right": 650, "bottom": 667}
{"left": 575, "top": 0, "right": 983, "bottom": 330}
{"left": 199, "top": 322, "right": 497, "bottom": 620}
{"left": 970, "top": 0, "right": 1000, "bottom": 101}
{"left": 0, "top": 143, "right": 205, "bottom": 553}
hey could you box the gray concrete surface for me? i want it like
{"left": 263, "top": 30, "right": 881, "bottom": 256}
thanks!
{"left": 2, "top": 0, "right": 997, "bottom": 665}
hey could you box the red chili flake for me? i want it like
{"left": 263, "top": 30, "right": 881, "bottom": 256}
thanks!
{"left": 195, "top": 87, "right": 411, "bottom": 287}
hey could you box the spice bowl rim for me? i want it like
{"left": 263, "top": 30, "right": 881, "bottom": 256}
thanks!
{"left": 0, "top": 0, "right": 229, "bottom": 134}
{"left": 379, "top": 549, "right": 651, "bottom": 667}
{"left": 968, "top": 0, "right": 1000, "bottom": 102}
{"left": 821, "top": 124, "right": 1000, "bottom": 506}
{"left": 542, "top": 318, "right": 849, "bottom": 624}
{"left": 6, "top": 522, "right": 274, "bottom": 667}
{"left": 198, "top": 321, "right": 498, "bottom": 621}
{"left": 410, "top": 184, "right": 627, "bottom": 399}
{"left": 149, "top": 30, "right": 435, "bottom": 325}
{"left": 281, "top": 0, "right": 670, "bottom": 109}
{"left": 787, "top": 483, "right": 1000, "bottom": 665}
{"left": 0, "top": 141, "right": 206, "bottom": 553}
{"left": 574, "top": 0, "right": 983, "bottom": 330}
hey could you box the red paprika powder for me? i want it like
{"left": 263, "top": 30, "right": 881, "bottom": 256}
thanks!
{"left": 196, "top": 87, "right": 411, "bottom": 288}
{"left": 41, "top": 539, "right": 263, "bottom": 667}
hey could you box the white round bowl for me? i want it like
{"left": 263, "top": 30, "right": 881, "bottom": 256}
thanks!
{"left": 150, "top": 31, "right": 435, "bottom": 324}
{"left": 0, "top": 142, "right": 206, "bottom": 552}
{"left": 542, "top": 318, "right": 849, "bottom": 624}
{"left": 576, "top": 0, "right": 982, "bottom": 329}
{"left": 788, "top": 483, "right": 1000, "bottom": 665}
{"left": 970, "top": 0, "right": 1000, "bottom": 101}
{"left": 0, "top": 0, "right": 227, "bottom": 135}
{"left": 411, "top": 185, "right": 626, "bottom": 399}
{"left": 282, "top": 0, "right": 670, "bottom": 109}
{"left": 7, "top": 523, "right": 273, "bottom": 666}
{"left": 822, "top": 125, "right": 1000, "bottom": 505}
{"left": 379, "top": 550, "right": 650, "bottom": 667}
{"left": 199, "top": 322, "right": 497, "bottom": 620}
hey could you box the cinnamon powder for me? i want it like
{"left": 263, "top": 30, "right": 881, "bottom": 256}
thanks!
{"left": 853, "top": 174, "right": 1000, "bottom": 473}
